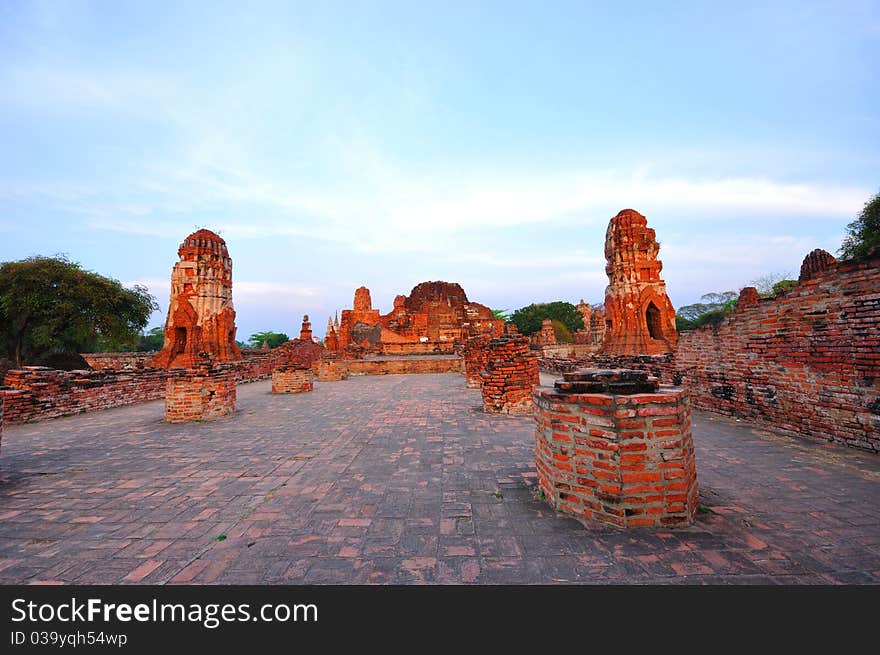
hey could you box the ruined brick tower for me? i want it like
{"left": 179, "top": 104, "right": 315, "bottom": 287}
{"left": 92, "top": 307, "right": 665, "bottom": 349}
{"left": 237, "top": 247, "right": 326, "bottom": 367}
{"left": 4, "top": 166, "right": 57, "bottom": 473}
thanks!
{"left": 152, "top": 229, "right": 242, "bottom": 368}
{"left": 601, "top": 209, "right": 677, "bottom": 355}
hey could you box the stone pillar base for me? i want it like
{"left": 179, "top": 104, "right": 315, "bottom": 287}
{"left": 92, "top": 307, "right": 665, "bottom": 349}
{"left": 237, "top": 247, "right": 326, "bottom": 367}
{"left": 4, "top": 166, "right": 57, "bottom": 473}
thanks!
{"left": 534, "top": 369, "right": 698, "bottom": 528}
{"left": 272, "top": 365, "right": 314, "bottom": 393}
{"left": 165, "top": 364, "right": 235, "bottom": 423}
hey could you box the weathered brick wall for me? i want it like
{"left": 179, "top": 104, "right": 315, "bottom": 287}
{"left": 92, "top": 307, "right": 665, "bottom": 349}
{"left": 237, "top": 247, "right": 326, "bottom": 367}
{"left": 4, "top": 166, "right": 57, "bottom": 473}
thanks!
{"left": 481, "top": 335, "right": 539, "bottom": 414}
{"left": 1, "top": 367, "right": 169, "bottom": 423}
{"left": 271, "top": 366, "right": 314, "bottom": 393}
{"left": 533, "top": 344, "right": 597, "bottom": 360}
{"left": 463, "top": 335, "right": 490, "bottom": 388}
{"left": 671, "top": 256, "right": 879, "bottom": 452}
{"left": 164, "top": 365, "right": 236, "bottom": 422}
{"left": 81, "top": 352, "right": 155, "bottom": 370}
{"left": 1, "top": 339, "right": 330, "bottom": 425}
{"left": 375, "top": 342, "right": 456, "bottom": 356}
{"left": 345, "top": 358, "right": 461, "bottom": 376}
{"left": 540, "top": 255, "right": 880, "bottom": 452}
{"left": 312, "top": 358, "right": 348, "bottom": 381}
{"left": 534, "top": 370, "right": 698, "bottom": 528}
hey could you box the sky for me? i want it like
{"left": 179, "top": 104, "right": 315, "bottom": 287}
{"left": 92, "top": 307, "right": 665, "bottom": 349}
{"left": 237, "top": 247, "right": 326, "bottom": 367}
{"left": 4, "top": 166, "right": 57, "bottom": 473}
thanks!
{"left": 1, "top": 1, "right": 878, "bottom": 342}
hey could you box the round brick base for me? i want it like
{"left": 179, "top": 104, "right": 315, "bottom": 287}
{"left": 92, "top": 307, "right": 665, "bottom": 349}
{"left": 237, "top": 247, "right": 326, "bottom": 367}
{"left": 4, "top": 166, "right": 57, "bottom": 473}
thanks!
{"left": 534, "top": 369, "right": 699, "bottom": 528}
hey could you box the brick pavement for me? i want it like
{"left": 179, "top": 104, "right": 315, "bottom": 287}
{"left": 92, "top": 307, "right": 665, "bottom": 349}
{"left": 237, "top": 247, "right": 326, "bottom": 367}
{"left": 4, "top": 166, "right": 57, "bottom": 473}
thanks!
{"left": 0, "top": 374, "right": 877, "bottom": 584}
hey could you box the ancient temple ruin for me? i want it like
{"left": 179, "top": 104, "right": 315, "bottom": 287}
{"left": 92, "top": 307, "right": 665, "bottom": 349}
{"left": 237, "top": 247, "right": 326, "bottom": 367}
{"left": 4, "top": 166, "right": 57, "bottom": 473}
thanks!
{"left": 601, "top": 209, "right": 677, "bottom": 355}
{"left": 328, "top": 281, "right": 503, "bottom": 355}
{"left": 152, "top": 229, "right": 242, "bottom": 368}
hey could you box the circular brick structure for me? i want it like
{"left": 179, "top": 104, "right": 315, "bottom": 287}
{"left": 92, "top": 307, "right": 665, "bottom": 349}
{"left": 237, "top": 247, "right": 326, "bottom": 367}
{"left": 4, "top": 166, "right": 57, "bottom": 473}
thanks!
{"left": 534, "top": 368, "right": 699, "bottom": 528}
{"left": 463, "top": 334, "right": 490, "bottom": 389}
{"left": 480, "top": 334, "right": 539, "bottom": 414}
{"left": 272, "top": 365, "right": 314, "bottom": 394}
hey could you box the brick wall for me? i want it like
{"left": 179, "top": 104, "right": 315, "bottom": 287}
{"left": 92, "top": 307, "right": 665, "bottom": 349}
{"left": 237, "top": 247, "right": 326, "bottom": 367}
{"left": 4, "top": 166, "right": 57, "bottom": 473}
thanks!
{"left": 271, "top": 366, "right": 314, "bottom": 393}
{"left": 1, "top": 339, "right": 329, "bottom": 425}
{"left": 671, "top": 255, "right": 879, "bottom": 452}
{"left": 537, "top": 254, "right": 880, "bottom": 453}
{"left": 81, "top": 352, "right": 155, "bottom": 370}
{"left": 1, "top": 366, "right": 169, "bottom": 423}
{"left": 345, "top": 358, "right": 461, "bottom": 376}
{"left": 312, "top": 358, "right": 348, "bottom": 381}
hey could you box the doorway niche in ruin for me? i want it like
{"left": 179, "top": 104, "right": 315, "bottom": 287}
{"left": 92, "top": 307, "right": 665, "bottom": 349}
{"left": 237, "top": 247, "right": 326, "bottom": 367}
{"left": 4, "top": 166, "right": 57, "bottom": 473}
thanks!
{"left": 600, "top": 209, "right": 678, "bottom": 355}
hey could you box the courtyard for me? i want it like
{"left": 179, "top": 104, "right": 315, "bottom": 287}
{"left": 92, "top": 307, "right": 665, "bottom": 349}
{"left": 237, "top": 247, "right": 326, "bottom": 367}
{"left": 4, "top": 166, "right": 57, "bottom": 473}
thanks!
{"left": 0, "top": 373, "right": 877, "bottom": 585}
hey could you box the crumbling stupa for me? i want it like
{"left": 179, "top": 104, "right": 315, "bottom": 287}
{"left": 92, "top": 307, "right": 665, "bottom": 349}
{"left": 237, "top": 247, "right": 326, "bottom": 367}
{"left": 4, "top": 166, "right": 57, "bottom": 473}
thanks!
{"left": 151, "top": 229, "right": 242, "bottom": 368}
{"left": 601, "top": 209, "right": 677, "bottom": 355}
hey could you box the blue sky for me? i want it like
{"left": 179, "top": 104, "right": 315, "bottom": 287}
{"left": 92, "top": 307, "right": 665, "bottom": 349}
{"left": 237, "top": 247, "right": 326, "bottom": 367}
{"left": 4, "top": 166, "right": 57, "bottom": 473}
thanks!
{"left": 1, "top": 1, "right": 878, "bottom": 342}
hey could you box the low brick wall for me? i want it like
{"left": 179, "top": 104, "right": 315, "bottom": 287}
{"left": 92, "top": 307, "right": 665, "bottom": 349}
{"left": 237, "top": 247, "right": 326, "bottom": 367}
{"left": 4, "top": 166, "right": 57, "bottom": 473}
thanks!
{"left": 375, "top": 342, "right": 456, "bottom": 356}
{"left": 312, "top": 359, "right": 348, "bottom": 381}
{"left": 536, "top": 252, "right": 880, "bottom": 453}
{"left": 1, "top": 367, "right": 169, "bottom": 423}
{"left": 533, "top": 343, "right": 598, "bottom": 359}
{"left": 345, "top": 358, "right": 460, "bottom": 376}
{"left": 165, "top": 365, "right": 236, "bottom": 423}
{"left": 271, "top": 366, "right": 314, "bottom": 393}
{"left": 81, "top": 352, "right": 155, "bottom": 370}
{"left": 481, "top": 335, "right": 539, "bottom": 414}
{"left": 1, "top": 339, "right": 330, "bottom": 425}
{"left": 534, "top": 369, "right": 698, "bottom": 528}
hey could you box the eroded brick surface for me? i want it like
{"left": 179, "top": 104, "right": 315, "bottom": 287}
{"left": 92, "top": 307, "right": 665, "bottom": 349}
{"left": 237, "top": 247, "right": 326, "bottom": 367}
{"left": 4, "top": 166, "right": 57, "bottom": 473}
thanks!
{"left": 602, "top": 209, "right": 677, "bottom": 355}
{"left": 152, "top": 230, "right": 242, "bottom": 369}
{"left": 331, "top": 281, "right": 504, "bottom": 356}
{"left": 0, "top": 374, "right": 878, "bottom": 584}
{"left": 535, "top": 370, "right": 699, "bottom": 528}
{"left": 271, "top": 366, "right": 314, "bottom": 394}
{"left": 481, "top": 335, "right": 539, "bottom": 414}
{"left": 165, "top": 365, "right": 235, "bottom": 423}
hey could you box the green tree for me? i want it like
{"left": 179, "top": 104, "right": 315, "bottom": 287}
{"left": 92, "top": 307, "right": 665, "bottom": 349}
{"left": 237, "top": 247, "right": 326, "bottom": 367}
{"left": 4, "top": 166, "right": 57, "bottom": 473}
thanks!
{"left": 839, "top": 190, "right": 880, "bottom": 260}
{"left": 0, "top": 255, "right": 158, "bottom": 367}
{"left": 676, "top": 291, "right": 738, "bottom": 331}
{"left": 136, "top": 326, "right": 166, "bottom": 351}
{"left": 247, "top": 331, "right": 289, "bottom": 348}
{"left": 748, "top": 272, "right": 795, "bottom": 298}
{"left": 491, "top": 308, "right": 509, "bottom": 321}
{"left": 509, "top": 302, "right": 585, "bottom": 336}
{"left": 550, "top": 319, "right": 574, "bottom": 343}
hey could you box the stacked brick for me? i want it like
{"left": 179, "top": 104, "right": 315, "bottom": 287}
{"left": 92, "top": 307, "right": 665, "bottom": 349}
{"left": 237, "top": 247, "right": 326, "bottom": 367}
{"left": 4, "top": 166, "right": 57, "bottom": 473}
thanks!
{"left": 671, "top": 252, "right": 880, "bottom": 452}
{"left": 480, "top": 335, "right": 539, "bottom": 414}
{"left": 312, "top": 357, "right": 348, "bottom": 382}
{"left": 164, "top": 363, "right": 236, "bottom": 423}
{"left": 81, "top": 352, "right": 153, "bottom": 370}
{"left": 463, "top": 335, "right": 491, "bottom": 389}
{"left": 1, "top": 366, "right": 168, "bottom": 423}
{"left": 601, "top": 209, "right": 677, "bottom": 355}
{"left": 534, "top": 369, "right": 698, "bottom": 528}
{"left": 346, "top": 358, "right": 460, "bottom": 376}
{"left": 271, "top": 365, "right": 314, "bottom": 394}
{"left": 151, "top": 229, "right": 242, "bottom": 369}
